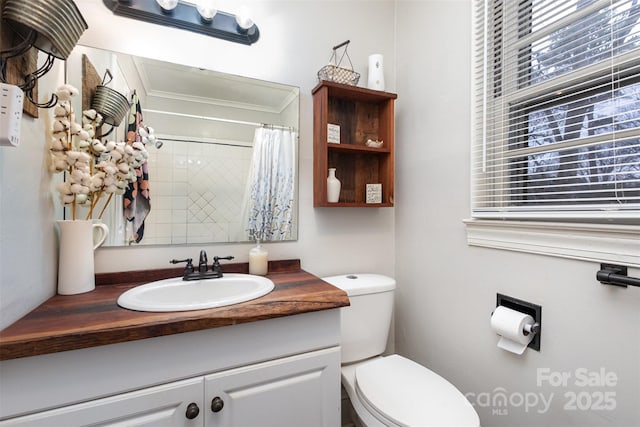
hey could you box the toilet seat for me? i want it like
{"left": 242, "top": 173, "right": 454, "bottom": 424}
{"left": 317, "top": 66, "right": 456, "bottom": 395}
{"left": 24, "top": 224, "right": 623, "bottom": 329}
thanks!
{"left": 352, "top": 355, "right": 479, "bottom": 427}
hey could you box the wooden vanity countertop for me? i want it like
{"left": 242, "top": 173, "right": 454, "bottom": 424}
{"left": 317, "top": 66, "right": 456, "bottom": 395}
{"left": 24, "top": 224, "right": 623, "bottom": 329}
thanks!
{"left": 0, "top": 260, "right": 349, "bottom": 361}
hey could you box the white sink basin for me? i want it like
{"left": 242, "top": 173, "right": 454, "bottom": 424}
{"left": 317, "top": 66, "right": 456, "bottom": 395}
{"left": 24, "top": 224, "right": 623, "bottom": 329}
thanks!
{"left": 117, "top": 274, "right": 275, "bottom": 312}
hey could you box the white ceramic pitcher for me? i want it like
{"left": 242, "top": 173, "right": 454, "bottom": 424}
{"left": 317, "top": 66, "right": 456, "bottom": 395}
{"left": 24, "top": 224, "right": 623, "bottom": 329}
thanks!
{"left": 56, "top": 220, "right": 108, "bottom": 295}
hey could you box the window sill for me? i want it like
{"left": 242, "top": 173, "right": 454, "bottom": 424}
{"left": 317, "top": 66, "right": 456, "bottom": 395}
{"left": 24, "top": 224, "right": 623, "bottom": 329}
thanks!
{"left": 463, "top": 219, "right": 640, "bottom": 268}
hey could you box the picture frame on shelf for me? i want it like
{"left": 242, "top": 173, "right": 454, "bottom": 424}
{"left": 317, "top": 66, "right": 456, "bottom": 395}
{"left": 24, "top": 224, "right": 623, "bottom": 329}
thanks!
{"left": 327, "top": 123, "right": 340, "bottom": 144}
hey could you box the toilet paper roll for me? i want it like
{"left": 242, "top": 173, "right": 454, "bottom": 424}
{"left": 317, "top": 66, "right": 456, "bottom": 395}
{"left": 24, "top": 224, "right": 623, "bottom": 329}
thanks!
{"left": 490, "top": 305, "right": 535, "bottom": 355}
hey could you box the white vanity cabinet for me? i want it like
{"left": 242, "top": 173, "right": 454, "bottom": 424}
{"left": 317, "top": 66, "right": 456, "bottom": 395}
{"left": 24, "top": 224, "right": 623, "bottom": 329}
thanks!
{"left": 0, "top": 310, "right": 342, "bottom": 427}
{"left": 205, "top": 348, "right": 339, "bottom": 427}
{"left": 1, "top": 347, "right": 339, "bottom": 427}
{"left": 0, "top": 378, "right": 204, "bottom": 426}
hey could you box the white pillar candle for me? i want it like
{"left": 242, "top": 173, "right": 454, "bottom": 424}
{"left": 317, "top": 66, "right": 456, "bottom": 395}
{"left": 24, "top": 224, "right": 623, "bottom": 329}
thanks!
{"left": 249, "top": 240, "right": 268, "bottom": 275}
{"left": 367, "top": 54, "right": 385, "bottom": 91}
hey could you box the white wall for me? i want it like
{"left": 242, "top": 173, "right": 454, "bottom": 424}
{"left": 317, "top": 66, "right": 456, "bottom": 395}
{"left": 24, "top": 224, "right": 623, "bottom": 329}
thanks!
{"left": 394, "top": 1, "right": 640, "bottom": 426}
{"left": 0, "top": 0, "right": 396, "bottom": 329}
{"left": 0, "top": 63, "right": 62, "bottom": 330}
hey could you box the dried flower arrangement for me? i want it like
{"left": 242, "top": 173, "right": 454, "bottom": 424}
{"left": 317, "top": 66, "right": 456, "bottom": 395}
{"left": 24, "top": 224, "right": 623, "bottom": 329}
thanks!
{"left": 48, "top": 84, "right": 148, "bottom": 220}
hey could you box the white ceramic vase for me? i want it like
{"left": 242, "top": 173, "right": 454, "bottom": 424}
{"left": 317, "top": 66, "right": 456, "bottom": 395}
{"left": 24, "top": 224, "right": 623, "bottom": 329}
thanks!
{"left": 56, "top": 220, "right": 109, "bottom": 295}
{"left": 367, "top": 54, "right": 385, "bottom": 91}
{"left": 327, "top": 168, "right": 341, "bottom": 203}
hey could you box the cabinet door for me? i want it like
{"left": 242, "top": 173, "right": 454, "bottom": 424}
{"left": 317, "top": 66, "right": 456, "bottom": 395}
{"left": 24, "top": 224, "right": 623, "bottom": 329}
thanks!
{"left": 205, "top": 347, "right": 341, "bottom": 427}
{"left": 0, "top": 378, "right": 204, "bottom": 427}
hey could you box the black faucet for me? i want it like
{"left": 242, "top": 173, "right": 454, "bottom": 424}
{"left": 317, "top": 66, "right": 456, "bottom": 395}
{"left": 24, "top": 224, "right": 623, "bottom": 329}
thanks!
{"left": 212, "top": 256, "right": 235, "bottom": 276}
{"left": 169, "top": 258, "right": 193, "bottom": 274}
{"left": 171, "top": 251, "right": 235, "bottom": 281}
{"left": 198, "top": 250, "right": 208, "bottom": 273}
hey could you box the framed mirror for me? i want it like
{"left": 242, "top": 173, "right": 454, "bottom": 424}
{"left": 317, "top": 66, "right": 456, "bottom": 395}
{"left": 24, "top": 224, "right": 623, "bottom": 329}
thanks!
{"left": 63, "top": 45, "right": 299, "bottom": 247}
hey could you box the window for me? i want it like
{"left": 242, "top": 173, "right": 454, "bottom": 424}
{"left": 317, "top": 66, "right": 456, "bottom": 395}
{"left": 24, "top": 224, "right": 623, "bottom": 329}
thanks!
{"left": 473, "top": 0, "right": 640, "bottom": 220}
{"left": 468, "top": 0, "right": 640, "bottom": 266}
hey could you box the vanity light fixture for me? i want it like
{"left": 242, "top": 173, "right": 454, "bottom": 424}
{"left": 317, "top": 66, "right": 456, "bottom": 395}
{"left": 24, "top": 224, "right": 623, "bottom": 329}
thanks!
{"left": 195, "top": 0, "right": 217, "bottom": 23}
{"left": 102, "top": 0, "right": 259, "bottom": 45}
{"left": 156, "top": 0, "right": 179, "bottom": 12}
{"left": 235, "top": 5, "right": 253, "bottom": 31}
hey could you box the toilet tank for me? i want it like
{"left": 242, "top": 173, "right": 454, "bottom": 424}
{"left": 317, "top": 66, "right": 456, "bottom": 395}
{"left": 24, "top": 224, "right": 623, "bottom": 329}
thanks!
{"left": 322, "top": 274, "right": 396, "bottom": 364}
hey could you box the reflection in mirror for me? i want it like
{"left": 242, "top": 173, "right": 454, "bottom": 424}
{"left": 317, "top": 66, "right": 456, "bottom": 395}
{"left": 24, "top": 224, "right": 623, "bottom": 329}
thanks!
{"left": 64, "top": 45, "right": 299, "bottom": 246}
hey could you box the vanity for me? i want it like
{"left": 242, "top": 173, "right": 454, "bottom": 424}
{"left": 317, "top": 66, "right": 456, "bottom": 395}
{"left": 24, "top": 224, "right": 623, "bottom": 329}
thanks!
{"left": 0, "top": 260, "right": 349, "bottom": 426}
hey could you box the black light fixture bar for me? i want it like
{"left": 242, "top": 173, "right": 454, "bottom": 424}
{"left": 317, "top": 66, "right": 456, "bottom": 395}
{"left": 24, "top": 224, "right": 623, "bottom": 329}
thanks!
{"left": 102, "top": 0, "right": 260, "bottom": 45}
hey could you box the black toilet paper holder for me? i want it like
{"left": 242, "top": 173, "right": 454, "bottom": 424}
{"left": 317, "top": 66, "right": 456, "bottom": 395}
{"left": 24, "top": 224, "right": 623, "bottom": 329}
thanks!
{"left": 495, "top": 293, "right": 542, "bottom": 352}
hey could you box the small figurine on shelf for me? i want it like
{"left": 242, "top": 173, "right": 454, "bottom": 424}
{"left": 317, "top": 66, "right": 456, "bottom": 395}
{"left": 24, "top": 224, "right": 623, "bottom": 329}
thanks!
{"left": 365, "top": 139, "right": 384, "bottom": 148}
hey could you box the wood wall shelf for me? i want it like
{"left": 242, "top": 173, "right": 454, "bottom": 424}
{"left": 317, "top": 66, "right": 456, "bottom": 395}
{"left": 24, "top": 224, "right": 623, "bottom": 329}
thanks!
{"left": 328, "top": 144, "right": 391, "bottom": 154}
{"left": 312, "top": 81, "right": 397, "bottom": 207}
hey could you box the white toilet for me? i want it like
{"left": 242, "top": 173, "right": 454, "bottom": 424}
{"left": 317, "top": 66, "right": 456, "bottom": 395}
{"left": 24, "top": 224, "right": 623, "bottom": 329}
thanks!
{"left": 323, "top": 274, "right": 480, "bottom": 427}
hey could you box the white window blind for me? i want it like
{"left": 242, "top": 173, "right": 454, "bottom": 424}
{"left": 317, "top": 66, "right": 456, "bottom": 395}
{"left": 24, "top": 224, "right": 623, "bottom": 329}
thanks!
{"left": 473, "top": 0, "right": 640, "bottom": 220}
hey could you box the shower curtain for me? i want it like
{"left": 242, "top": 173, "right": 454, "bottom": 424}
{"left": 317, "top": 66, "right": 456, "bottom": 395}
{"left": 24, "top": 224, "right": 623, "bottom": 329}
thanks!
{"left": 240, "top": 127, "right": 296, "bottom": 241}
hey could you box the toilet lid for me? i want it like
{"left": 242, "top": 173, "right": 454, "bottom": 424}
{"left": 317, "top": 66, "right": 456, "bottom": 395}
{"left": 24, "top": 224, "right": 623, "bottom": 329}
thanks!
{"left": 355, "top": 355, "right": 479, "bottom": 427}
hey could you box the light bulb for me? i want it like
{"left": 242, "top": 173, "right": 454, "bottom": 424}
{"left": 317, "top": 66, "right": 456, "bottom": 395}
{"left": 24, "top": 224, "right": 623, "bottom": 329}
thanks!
{"left": 196, "top": 0, "right": 217, "bottom": 22}
{"left": 156, "top": 0, "right": 178, "bottom": 12}
{"left": 235, "top": 6, "right": 253, "bottom": 30}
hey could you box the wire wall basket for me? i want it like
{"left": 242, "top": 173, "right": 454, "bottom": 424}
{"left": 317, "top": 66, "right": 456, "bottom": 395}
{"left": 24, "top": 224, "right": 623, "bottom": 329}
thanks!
{"left": 317, "top": 40, "right": 360, "bottom": 86}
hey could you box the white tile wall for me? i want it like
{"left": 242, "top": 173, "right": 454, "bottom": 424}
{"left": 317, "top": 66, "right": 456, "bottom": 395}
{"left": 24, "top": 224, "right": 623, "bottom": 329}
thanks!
{"left": 144, "top": 139, "right": 251, "bottom": 244}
